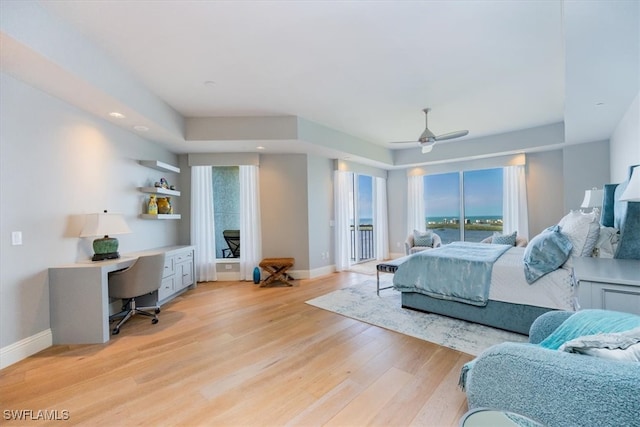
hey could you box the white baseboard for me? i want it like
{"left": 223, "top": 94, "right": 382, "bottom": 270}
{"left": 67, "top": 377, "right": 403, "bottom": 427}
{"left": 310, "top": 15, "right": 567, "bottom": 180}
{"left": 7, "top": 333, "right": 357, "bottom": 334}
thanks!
{"left": 215, "top": 271, "right": 241, "bottom": 281}
{"left": 0, "top": 329, "right": 52, "bottom": 370}
{"left": 306, "top": 265, "right": 335, "bottom": 279}
{"left": 389, "top": 251, "right": 405, "bottom": 259}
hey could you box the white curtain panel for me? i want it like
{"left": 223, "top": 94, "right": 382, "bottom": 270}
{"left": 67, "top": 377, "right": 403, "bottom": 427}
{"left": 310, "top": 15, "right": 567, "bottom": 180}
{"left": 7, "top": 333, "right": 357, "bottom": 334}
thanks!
{"left": 239, "top": 165, "right": 262, "bottom": 280}
{"left": 407, "top": 175, "right": 426, "bottom": 234}
{"left": 190, "top": 166, "right": 217, "bottom": 282}
{"left": 334, "top": 170, "right": 353, "bottom": 272}
{"left": 503, "top": 165, "right": 530, "bottom": 239}
{"left": 374, "top": 176, "right": 389, "bottom": 260}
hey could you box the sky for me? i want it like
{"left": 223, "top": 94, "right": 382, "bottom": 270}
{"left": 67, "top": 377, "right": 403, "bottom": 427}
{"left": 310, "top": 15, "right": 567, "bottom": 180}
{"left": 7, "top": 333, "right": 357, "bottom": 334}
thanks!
{"left": 424, "top": 168, "right": 503, "bottom": 217}
{"left": 352, "top": 168, "right": 503, "bottom": 223}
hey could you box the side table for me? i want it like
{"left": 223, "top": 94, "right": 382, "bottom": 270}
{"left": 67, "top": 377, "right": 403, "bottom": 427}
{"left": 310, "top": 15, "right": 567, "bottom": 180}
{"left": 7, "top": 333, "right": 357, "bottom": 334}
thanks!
{"left": 259, "top": 258, "right": 295, "bottom": 287}
{"left": 573, "top": 257, "right": 640, "bottom": 315}
{"left": 459, "top": 408, "right": 544, "bottom": 427}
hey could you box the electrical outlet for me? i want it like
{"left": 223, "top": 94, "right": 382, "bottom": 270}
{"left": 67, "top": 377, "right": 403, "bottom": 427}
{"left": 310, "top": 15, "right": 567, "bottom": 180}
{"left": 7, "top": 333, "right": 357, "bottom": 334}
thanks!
{"left": 11, "top": 231, "right": 22, "bottom": 246}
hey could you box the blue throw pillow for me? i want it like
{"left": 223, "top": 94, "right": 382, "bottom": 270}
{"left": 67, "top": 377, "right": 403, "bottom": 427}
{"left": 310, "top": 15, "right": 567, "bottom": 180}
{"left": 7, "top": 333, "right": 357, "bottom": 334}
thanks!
{"left": 413, "top": 229, "right": 434, "bottom": 247}
{"left": 523, "top": 225, "right": 572, "bottom": 284}
{"left": 492, "top": 230, "right": 517, "bottom": 246}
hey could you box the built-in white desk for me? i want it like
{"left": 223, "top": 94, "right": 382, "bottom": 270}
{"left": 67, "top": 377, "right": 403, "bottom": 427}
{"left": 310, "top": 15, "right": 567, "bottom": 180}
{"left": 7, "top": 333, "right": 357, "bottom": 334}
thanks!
{"left": 49, "top": 245, "right": 195, "bottom": 344}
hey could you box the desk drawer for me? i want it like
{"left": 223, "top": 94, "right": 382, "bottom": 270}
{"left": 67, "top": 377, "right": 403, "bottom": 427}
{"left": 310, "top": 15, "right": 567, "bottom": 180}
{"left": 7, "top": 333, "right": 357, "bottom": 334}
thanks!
{"left": 158, "top": 276, "right": 175, "bottom": 301}
{"left": 176, "top": 251, "right": 193, "bottom": 264}
{"left": 163, "top": 257, "right": 175, "bottom": 278}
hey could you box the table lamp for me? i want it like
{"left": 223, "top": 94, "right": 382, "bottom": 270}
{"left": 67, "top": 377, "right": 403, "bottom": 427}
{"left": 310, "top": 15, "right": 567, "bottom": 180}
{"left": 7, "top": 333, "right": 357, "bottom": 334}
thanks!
{"left": 620, "top": 167, "right": 640, "bottom": 202}
{"left": 580, "top": 187, "right": 604, "bottom": 212}
{"left": 80, "top": 211, "right": 131, "bottom": 261}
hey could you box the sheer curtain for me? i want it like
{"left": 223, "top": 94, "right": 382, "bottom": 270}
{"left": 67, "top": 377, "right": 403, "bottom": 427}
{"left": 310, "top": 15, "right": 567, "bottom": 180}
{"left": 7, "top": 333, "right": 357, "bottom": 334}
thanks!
{"left": 407, "top": 174, "right": 425, "bottom": 234}
{"left": 373, "top": 176, "right": 389, "bottom": 260}
{"left": 503, "top": 165, "right": 529, "bottom": 239}
{"left": 334, "top": 170, "right": 353, "bottom": 272}
{"left": 239, "top": 165, "right": 262, "bottom": 280}
{"left": 191, "top": 166, "right": 217, "bottom": 282}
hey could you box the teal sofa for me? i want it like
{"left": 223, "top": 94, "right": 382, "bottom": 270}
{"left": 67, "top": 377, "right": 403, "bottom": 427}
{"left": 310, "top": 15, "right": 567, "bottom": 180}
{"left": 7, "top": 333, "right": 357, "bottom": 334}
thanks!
{"left": 461, "top": 310, "right": 640, "bottom": 427}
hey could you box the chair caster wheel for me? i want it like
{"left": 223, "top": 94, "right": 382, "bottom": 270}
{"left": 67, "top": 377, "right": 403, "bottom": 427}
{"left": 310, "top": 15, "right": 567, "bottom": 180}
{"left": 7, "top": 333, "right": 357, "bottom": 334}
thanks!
{"left": 155, "top": 308, "right": 161, "bottom": 314}
{"left": 152, "top": 318, "right": 158, "bottom": 324}
{"left": 112, "top": 328, "right": 120, "bottom": 335}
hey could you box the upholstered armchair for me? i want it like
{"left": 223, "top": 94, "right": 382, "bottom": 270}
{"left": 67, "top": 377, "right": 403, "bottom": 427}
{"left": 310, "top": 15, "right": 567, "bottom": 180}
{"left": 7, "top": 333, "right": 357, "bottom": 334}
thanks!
{"left": 461, "top": 310, "right": 640, "bottom": 427}
{"left": 405, "top": 231, "right": 442, "bottom": 255}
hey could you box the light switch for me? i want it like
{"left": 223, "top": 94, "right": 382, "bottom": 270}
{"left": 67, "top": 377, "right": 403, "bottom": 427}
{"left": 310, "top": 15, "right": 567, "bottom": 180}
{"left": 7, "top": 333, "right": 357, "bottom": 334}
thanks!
{"left": 11, "top": 231, "right": 22, "bottom": 246}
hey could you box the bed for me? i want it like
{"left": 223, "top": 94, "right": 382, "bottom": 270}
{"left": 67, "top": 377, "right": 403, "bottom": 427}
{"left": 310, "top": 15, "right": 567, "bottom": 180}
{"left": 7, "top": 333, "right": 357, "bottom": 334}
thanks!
{"left": 394, "top": 165, "right": 640, "bottom": 335}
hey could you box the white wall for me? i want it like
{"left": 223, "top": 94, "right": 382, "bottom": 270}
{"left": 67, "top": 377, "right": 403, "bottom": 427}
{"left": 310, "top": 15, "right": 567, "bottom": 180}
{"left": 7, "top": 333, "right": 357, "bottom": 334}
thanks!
{"left": 0, "top": 73, "right": 180, "bottom": 353}
{"left": 610, "top": 91, "right": 640, "bottom": 182}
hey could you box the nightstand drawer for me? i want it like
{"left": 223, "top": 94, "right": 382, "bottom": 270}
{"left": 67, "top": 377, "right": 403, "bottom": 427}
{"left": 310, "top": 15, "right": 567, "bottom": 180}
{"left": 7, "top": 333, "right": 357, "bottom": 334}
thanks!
{"left": 577, "top": 280, "right": 640, "bottom": 315}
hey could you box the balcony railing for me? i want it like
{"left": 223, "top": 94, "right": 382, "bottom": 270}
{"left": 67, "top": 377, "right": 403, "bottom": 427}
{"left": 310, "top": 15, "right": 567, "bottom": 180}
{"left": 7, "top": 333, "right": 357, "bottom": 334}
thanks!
{"left": 350, "top": 224, "right": 374, "bottom": 262}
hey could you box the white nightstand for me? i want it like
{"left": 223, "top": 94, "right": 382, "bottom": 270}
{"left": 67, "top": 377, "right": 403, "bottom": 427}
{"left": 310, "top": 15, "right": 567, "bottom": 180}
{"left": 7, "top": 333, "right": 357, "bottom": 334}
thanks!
{"left": 573, "top": 257, "right": 640, "bottom": 315}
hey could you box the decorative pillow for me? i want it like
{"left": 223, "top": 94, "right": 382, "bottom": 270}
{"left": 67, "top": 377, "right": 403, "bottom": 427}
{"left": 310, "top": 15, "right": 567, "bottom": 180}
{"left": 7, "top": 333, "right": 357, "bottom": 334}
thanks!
{"left": 413, "top": 229, "right": 434, "bottom": 247}
{"left": 491, "top": 230, "right": 517, "bottom": 246}
{"left": 523, "top": 225, "right": 573, "bottom": 284}
{"left": 539, "top": 309, "right": 640, "bottom": 350}
{"left": 593, "top": 227, "right": 620, "bottom": 258}
{"left": 557, "top": 210, "right": 600, "bottom": 264}
{"left": 559, "top": 327, "right": 640, "bottom": 362}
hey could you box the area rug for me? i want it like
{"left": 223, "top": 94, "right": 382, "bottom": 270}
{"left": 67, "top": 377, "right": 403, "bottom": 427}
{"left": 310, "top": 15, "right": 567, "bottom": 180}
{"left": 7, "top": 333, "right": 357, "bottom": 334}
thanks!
{"left": 306, "top": 279, "right": 527, "bottom": 356}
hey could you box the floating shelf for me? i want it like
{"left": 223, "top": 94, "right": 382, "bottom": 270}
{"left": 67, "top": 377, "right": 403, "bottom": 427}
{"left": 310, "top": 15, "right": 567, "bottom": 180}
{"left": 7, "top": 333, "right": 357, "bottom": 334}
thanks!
{"left": 140, "top": 214, "right": 182, "bottom": 220}
{"left": 139, "top": 187, "right": 181, "bottom": 196}
{"left": 139, "top": 160, "right": 180, "bottom": 174}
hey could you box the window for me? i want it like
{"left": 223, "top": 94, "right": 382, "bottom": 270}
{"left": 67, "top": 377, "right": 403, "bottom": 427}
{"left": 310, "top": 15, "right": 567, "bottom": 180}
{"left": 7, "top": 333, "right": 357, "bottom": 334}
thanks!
{"left": 424, "top": 168, "right": 503, "bottom": 244}
{"left": 212, "top": 166, "right": 240, "bottom": 258}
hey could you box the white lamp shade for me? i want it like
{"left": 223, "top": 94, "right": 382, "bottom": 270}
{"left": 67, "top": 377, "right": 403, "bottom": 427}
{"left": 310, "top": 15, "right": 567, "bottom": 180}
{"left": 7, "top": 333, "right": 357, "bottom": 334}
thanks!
{"left": 80, "top": 213, "right": 131, "bottom": 237}
{"left": 581, "top": 188, "right": 603, "bottom": 208}
{"left": 620, "top": 167, "right": 640, "bottom": 202}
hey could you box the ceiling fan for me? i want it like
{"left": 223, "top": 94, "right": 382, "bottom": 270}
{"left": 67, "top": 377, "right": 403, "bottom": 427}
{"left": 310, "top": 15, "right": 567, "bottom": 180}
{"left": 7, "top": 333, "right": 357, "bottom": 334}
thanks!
{"left": 391, "top": 108, "right": 469, "bottom": 153}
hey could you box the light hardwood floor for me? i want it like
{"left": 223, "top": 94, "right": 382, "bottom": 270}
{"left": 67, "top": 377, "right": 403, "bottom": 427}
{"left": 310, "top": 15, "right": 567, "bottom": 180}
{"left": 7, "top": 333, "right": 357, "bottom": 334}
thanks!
{"left": 0, "top": 271, "right": 473, "bottom": 426}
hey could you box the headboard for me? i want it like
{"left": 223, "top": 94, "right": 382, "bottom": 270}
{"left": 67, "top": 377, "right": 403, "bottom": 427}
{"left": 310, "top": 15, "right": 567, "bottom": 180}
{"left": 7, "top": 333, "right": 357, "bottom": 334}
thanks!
{"left": 601, "top": 164, "right": 640, "bottom": 260}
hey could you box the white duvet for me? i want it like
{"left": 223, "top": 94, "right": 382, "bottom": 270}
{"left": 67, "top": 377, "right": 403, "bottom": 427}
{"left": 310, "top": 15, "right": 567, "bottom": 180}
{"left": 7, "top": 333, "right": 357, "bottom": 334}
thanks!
{"left": 488, "top": 247, "right": 575, "bottom": 310}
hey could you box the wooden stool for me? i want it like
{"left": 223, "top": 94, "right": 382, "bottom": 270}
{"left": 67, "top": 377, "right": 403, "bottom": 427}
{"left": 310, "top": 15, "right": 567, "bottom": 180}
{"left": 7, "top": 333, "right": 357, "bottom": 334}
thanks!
{"left": 259, "top": 258, "right": 295, "bottom": 287}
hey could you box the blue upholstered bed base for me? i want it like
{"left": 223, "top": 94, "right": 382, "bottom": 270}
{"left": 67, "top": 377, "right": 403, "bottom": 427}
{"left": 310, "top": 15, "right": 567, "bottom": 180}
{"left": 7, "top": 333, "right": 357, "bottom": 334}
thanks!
{"left": 401, "top": 292, "right": 555, "bottom": 335}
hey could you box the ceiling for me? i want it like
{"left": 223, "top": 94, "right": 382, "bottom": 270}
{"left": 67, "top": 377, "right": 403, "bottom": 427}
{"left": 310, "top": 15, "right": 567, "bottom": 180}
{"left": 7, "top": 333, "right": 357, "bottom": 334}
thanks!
{"left": 1, "top": 1, "right": 638, "bottom": 168}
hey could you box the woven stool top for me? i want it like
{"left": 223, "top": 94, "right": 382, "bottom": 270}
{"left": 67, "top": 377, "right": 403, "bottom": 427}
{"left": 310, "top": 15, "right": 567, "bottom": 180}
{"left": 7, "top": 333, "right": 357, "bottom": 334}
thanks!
{"left": 259, "top": 257, "right": 294, "bottom": 267}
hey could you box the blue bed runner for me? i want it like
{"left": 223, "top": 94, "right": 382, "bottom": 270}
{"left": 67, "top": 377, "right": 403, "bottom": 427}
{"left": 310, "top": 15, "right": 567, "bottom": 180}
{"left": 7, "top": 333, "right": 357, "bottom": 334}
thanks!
{"left": 393, "top": 242, "right": 511, "bottom": 306}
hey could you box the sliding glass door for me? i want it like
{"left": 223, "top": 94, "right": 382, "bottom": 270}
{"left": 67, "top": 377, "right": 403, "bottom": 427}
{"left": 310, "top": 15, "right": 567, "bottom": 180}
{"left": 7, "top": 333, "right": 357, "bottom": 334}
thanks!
{"left": 424, "top": 168, "right": 503, "bottom": 244}
{"left": 350, "top": 174, "right": 374, "bottom": 263}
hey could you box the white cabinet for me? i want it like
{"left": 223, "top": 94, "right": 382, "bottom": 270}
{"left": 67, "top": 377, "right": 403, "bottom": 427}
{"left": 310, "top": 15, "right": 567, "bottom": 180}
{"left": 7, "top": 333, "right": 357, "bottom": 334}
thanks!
{"left": 573, "top": 257, "right": 640, "bottom": 315}
{"left": 139, "top": 160, "right": 182, "bottom": 219}
{"left": 156, "top": 246, "right": 195, "bottom": 304}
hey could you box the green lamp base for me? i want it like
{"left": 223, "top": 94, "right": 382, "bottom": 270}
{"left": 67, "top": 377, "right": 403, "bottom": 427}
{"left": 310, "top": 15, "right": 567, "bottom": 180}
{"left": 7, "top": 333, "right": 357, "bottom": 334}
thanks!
{"left": 92, "top": 236, "right": 120, "bottom": 262}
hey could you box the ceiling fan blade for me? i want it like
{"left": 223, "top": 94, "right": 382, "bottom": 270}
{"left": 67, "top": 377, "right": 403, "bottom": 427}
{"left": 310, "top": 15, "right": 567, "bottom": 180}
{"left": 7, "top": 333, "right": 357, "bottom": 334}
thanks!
{"left": 434, "top": 130, "right": 469, "bottom": 141}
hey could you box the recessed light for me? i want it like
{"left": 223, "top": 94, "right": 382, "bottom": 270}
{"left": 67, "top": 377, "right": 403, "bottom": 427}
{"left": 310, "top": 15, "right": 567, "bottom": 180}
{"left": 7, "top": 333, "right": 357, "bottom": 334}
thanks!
{"left": 204, "top": 80, "right": 216, "bottom": 86}
{"left": 109, "top": 112, "right": 126, "bottom": 119}
{"left": 257, "top": 146, "right": 265, "bottom": 150}
{"left": 133, "top": 125, "right": 149, "bottom": 132}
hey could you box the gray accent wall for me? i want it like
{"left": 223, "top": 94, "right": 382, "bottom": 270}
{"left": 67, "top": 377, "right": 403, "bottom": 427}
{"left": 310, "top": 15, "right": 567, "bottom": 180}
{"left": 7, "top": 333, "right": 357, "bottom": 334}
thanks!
{"left": 526, "top": 150, "right": 565, "bottom": 237}
{"left": 259, "top": 154, "right": 311, "bottom": 271}
{"left": 307, "top": 155, "right": 334, "bottom": 270}
{"left": 563, "top": 140, "right": 610, "bottom": 211}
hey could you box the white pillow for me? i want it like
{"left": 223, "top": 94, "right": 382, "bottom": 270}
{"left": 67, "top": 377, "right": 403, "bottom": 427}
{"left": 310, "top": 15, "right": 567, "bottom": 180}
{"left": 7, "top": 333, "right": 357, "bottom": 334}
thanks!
{"left": 560, "top": 327, "right": 640, "bottom": 362}
{"left": 593, "top": 226, "right": 620, "bottom": 258}
{"left": 557, "top": 210, "right": 600, "bottom": 265}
